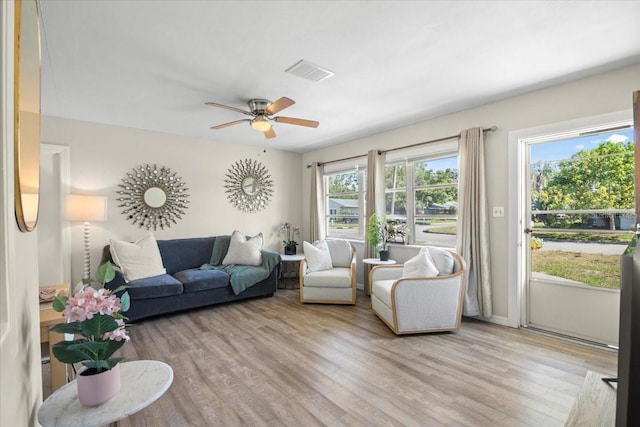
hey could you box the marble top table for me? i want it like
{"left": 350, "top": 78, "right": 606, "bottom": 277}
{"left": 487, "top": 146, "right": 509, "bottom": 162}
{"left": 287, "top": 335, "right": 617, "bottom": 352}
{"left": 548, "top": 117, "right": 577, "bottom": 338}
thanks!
{"left": 362, "top": 257, "right": 397, "bottom": 265}
{"left": 38, "top": 360, "right": 173, "bottom": 427}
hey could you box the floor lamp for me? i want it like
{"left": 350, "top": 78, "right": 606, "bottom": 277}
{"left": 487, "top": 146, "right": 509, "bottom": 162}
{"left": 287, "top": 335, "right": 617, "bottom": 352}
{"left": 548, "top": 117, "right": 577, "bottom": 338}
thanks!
{"left": 66, "top": 194, "right": 107, "bottom": 282}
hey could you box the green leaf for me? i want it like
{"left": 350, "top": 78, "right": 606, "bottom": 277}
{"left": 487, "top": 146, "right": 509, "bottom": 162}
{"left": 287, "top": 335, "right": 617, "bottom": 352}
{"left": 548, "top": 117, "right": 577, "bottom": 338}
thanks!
{"left": 102, "top": 339, "right": 126, "bottom": 360}
{"left": 52, "top": 340, "right": 94, "bottom": 364}
{"left": 80, "top": 314, "right": 119, "bottom": 337}
{"left": 52, "top": 296, "right": 68, "bottom": 313}
{"left": 83, "top": 357, "right": 124, "bottom": 372}
{"left": 50, "top": 321, "right": 83, "bottom": 335}
{"left": 110, "top": 285, "right": 127, "bottom": 294}
{"left": 97, "top": 261, "right": 116, "bottom": 284}
{"left": 120, "top": 291, "right": 130, "bottom": 313}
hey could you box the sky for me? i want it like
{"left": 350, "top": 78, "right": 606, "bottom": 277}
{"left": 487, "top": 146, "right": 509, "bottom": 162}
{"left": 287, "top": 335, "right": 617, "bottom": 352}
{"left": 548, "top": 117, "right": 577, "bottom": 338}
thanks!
{"left": 530, "top": 129, "right": 635, "bottom": 164}
{"left": 416, "top": 128, "right": 635, "bottom": 171}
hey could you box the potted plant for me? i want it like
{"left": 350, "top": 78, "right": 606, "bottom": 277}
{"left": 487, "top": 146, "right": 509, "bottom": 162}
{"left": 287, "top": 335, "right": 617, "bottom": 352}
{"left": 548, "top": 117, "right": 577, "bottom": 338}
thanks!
{"left": 280, "top": 222, "right": 301, "bottom": 255}
{"left": 384, "top": 219, "right": 407, "bottom": 245}
{"left": 51, "top": 261, "right": 131, "bottom": 406}
{"left": 367, "top": 213, "right": 390, "bottom": 261}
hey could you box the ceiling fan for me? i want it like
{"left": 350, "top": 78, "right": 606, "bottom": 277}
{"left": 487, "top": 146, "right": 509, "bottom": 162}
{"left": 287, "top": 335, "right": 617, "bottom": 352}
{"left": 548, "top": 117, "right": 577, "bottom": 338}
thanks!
{"left": 206, "top": 97, "right": 319, "bottom": 139}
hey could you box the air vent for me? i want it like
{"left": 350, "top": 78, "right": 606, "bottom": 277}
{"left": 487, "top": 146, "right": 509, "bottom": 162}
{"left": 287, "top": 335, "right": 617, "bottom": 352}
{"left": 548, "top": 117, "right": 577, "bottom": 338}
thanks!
{"left": 285, "top": 60, "right": 335, "bottom": 82}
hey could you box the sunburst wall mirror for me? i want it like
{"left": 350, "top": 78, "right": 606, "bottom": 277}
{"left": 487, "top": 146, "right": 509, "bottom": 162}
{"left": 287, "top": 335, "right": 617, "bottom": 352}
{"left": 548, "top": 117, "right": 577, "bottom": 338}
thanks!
{"left": 224, "top": 158, "right": 274, "bottom": 213}
{"left": 116, "top": 164, "right": 189, "bottom": 230}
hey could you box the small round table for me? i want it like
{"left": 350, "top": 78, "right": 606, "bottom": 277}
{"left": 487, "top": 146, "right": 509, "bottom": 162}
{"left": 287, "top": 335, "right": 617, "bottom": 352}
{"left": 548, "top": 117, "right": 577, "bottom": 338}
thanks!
{"left": 38, "top": 360, "right": 173, "bottom": 427}
{"left": 362, "top": 258, "right": 397, "bottom": 266}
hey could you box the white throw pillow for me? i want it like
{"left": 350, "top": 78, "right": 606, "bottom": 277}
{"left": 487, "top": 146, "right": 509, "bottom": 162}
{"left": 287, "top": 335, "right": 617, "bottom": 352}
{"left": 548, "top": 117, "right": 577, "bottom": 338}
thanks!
{"left": 326, "top": 239, "right": 353, "bottom": 268}
{"left": 303, "top": 240, "right": 333, "bottom": 272}
{"left": 109, "top": 233, "right": 166, "bottom": 282}
{"left": 403, "top": 251, "right": 439, "bottom": 278}
{"left": 222, "top": 230, "right": 263, "bottom": 266}
{"left": 420, "top": 246, "right": 455, "bottom": 275}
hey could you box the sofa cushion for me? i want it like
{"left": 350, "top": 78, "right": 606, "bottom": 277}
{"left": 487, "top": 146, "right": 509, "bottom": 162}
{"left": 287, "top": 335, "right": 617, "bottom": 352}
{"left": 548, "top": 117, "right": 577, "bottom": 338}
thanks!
{"left": 223, "top": 231, "right": 263, "bottom": 266}
{"left": 372, "top": 279, "right": 395, "bottom": 307}
{"left": 303, "top": 267, "right": 352, "bottom": 288}
{"left": 158, "top": 237, "right": 215, "bottom": 275}
{"left": 109, "top": 233, "right": 166, "bottom": 282}
{"left": 403, "top": 251, "right": 439, "bottom": 278}
{"left": 326, "top": 239, "right": 352, "bottom": 268}
{"left": 174, "top": 269, "right": 229, "bottom": 293}
{"left": 420, "top": 246, "right": 455, "bottom": 275}
{"left": 303, "top": 240, "right": 333, "bottom": 272}
{"left": 126, "top": 274, "right": 183, "bottom": 300}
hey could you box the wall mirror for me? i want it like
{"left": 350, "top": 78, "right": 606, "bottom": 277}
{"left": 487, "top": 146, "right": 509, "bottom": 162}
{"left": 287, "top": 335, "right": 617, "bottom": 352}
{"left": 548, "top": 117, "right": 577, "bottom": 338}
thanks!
{"left": 241, "top": 176, "right": 258, "bottom": 195}
{"left": 14, "top": 0, "right": 42, "bottom": 232}
{"left": 143, "top": 187, "right": 167, "bottom": 208}
{"left": 116, "top": 164, "right": 189, "bottom": 230}
{"left": 224, "top": 158, "right": 274, "bottom": 213}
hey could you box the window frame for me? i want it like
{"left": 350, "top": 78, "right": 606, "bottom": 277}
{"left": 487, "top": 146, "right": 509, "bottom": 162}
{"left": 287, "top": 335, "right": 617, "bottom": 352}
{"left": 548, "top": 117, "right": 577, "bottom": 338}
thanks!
{"left": 385, "top": 147, "right": 459, "bottom": 247}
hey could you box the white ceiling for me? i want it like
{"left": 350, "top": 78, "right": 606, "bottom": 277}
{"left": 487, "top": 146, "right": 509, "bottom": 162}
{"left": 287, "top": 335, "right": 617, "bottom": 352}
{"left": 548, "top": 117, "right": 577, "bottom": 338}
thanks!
{"left": 39, "top": 1, "right": 640, "bottom": 153}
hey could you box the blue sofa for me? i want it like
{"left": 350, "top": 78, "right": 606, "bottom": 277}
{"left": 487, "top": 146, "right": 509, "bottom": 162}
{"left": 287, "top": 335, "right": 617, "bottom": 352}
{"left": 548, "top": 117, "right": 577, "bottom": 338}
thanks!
{"left": 101, "top": 236, "right": 280, "bottom": 322}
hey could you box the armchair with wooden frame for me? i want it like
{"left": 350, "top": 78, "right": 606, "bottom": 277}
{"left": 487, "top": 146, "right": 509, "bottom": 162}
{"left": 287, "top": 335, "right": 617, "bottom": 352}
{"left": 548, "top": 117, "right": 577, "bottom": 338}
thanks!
{"left": 299, "top": 239, "right": 357, "bottom": 304}
{"left": 369, "top": 247, "right": 466, "bottom": 335}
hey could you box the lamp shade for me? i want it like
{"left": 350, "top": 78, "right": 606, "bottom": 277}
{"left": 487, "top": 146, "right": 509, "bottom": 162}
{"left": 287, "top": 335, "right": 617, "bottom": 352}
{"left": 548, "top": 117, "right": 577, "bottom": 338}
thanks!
{"left": 66, "top": 195, "right": 107, "bottom": 222}
{"left": 250, "top": 116, "right": 272, "bottom": 132}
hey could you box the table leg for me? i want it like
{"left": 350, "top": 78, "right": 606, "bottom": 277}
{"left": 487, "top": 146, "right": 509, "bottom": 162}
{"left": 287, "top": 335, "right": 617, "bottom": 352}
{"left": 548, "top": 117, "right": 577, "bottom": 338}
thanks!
{"left": 48, "top": 329, "right": 67, "bottom": 391}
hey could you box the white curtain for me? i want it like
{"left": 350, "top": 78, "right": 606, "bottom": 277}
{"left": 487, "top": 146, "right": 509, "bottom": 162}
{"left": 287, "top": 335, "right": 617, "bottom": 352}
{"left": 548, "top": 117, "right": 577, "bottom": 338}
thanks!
{"left": 364, "top": 149, "right": 386, "bottom": 293}
{"left": 456, "top": 128, "right": 493, "bottom": 317}
{"left": 309, "top": 162, "right": 325, "bottom": 242}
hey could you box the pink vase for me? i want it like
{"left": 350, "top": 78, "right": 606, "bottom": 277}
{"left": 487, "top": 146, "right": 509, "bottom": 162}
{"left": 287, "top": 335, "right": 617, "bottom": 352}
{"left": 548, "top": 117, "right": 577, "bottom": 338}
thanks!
{"left": 77, "top": 364, "right": 121, "bottom": 407}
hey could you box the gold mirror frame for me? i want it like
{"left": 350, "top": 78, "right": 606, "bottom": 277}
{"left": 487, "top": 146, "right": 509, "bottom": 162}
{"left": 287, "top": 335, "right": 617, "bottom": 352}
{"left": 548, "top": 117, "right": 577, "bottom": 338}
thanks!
{"left": 14, "top": 0, "right": 42, "bottom": 232}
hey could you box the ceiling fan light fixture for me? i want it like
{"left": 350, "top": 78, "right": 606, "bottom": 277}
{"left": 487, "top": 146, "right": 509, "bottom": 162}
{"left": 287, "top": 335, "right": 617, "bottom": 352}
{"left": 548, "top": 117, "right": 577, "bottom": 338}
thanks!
{"left": 250, "top": 115, "right": 272, "bottom": 132}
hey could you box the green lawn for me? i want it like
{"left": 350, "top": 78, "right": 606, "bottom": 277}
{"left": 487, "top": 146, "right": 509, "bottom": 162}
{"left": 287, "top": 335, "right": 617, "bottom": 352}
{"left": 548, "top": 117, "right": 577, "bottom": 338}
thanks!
{"left": 531, "top": 250, "right": 620, "bottom": 289}
{"left": 533, "top": 231, "right": 633, "bottom": 244}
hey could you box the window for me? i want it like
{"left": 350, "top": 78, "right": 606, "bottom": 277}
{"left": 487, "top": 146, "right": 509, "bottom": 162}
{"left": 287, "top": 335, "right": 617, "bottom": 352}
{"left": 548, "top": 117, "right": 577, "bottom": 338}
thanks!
{"left": 385, "top": 152, "right": 458, "bottom": 248}
{"left": 325, "top": 169, "right": 366, "bottom": 239}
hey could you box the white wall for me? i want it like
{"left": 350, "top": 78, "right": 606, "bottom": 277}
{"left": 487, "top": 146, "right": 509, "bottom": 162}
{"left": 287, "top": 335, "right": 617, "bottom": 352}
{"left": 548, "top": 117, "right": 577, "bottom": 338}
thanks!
{"left": 41, "top": 117, "right": 303, "bottom": 285}
{"left": 1, "top": 2, "right": 44, "bottom": 425}
{"left": 302, "top": 63, "right": 640, "bottom": 325}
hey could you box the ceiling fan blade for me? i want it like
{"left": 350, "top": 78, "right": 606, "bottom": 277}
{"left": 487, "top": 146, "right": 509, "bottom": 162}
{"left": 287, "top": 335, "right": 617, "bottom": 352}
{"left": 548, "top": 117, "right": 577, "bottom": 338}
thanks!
{"left": 266, "top": 97, "right": 295, "bottom": 115}
{"left": 210, "top": 119, "right": 251, "bottom": 130}
{"left": 275, "top": 116, "right": 319, "bottom": 128}
{"left": 264, "top": 127, "right": 276, "bottom": 139}
{"left": 205, "top": 102, "right": 252, "bottom": 116}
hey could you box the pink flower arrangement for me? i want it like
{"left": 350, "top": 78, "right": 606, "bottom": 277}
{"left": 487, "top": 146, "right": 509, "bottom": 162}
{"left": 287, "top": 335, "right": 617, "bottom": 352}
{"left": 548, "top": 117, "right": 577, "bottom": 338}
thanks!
{"left": 51, "top": 261, "right": 131, "bottom": 372}
{"left": 62, "top": 288, "right": 129, "bottom": 342}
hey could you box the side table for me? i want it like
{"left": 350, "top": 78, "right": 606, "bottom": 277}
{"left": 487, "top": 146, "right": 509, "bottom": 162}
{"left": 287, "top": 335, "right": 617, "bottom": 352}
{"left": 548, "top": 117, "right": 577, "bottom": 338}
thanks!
{"left": 38, "top": 360, "right": 173, "bottom": 427}
{"left": 362, "top": 258, "right": 397, "bottom": 295}
{"left": 280, "top": 254, "right": 305, "bottom": 289}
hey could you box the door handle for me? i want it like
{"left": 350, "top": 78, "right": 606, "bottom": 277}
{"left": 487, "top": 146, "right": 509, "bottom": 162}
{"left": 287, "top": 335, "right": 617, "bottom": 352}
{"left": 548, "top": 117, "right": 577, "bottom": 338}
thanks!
{"left": 524, "top": 228, "right": 533, "bottom": 234}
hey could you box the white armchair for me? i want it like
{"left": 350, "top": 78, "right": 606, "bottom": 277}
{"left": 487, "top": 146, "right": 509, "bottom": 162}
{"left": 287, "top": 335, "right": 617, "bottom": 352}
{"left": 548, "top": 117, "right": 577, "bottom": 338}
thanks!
{"left": 369, "top": 247, "right": 466, "bottom": 334}
{"left": 299, "top": 239, "right": 356, "bottom": 304}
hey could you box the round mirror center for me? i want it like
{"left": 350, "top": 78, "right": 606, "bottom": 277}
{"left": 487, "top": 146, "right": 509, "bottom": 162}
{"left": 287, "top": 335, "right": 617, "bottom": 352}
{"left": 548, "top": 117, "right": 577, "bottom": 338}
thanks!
{"left": 144, "top": 187, "right": 167, "bottom": 208}
{"left": 242, "top": 176, "right": 257, "bottom": 195}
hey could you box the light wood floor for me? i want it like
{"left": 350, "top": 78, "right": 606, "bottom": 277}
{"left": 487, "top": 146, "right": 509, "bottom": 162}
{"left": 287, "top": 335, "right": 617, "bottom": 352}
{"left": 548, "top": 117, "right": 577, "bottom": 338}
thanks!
{"left": 51, "top": 288, "right": 618, "bottom": 426}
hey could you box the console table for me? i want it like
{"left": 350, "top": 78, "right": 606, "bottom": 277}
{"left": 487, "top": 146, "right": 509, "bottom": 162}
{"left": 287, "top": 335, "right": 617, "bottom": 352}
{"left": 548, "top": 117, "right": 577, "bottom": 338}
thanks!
{"left": 40, "top": 283, "right": 70, "bottom": 392}
{"left": 38, "top": 360, "right": 173, "bottom": 427}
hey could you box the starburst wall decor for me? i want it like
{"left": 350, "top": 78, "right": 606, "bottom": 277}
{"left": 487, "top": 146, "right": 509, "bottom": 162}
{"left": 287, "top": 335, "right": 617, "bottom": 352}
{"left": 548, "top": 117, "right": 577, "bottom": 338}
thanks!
{"left": 224, "top": 158, "right": 274, "bottom": 213}
{"left": 116, "top": 164, "right": 189, "bottom": 230}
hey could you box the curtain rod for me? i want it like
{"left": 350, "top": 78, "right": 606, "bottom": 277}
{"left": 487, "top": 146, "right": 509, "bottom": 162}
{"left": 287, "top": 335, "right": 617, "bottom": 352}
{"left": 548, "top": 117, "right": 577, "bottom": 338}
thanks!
{"left": 306, "top": 126, "right": 497, "bottom": 168}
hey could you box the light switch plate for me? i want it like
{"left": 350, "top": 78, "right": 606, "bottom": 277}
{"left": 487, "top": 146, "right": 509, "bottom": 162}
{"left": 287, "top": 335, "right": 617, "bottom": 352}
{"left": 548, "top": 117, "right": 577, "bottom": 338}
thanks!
{"left": 492, "top": 206, "right": 504, "bottom": 217}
